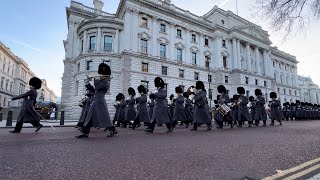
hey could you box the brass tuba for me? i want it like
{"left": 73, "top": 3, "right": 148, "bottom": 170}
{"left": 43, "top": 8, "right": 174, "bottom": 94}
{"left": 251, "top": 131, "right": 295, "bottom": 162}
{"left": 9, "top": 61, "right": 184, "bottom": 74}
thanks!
{"left": 186, "top": 86, "right": 196, "bottom": 96}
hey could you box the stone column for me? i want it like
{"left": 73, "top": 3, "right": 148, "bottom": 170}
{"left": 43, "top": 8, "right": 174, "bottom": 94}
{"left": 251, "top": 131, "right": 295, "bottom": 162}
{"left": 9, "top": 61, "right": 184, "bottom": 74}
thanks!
{"left": 263, "top": 49, "right": 269, "bottom": 76}
{"left": 152, "top": 17, "right": 158, "bottom": 57}
{"left": 83, "top": 30, "right": 88, "bottom": 53}
{"left": 199, "top": 34, "right": 204, "bottom": 67}
{"left": 169, "top": 24, "right": 175, "bottom": 61}
{"left": 213, "top": 36, "right": 222, "bottom": 69}
{"left": 97, "top": 27, "right": 101, "bottom": 52}
{"left": 255, "top": 47, "right": 261, "bottom": 74}
{"left": 236, "top": 39, "right": 241, "bottom": 69}
{"left": 114, "top": 29, "right": 119, "bottom": 53}
{"left": 246, "top": 43, "right": 251, "bottom": 72}
{"left": 185, "top": 29, "right": 190, "bottom": 64}
{"left": 124, "top": 9, "right": 132, "bottom": 51}
{"left": 268, "top": 51, "right": 273, "bottom": 77}
{"left": 232, "top": 38, "right": 238, "bottom": 69}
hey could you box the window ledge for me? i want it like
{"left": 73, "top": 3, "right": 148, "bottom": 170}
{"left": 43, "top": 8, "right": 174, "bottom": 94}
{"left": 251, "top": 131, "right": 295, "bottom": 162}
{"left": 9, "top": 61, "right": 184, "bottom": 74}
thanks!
{"left": 159, "top": 31, "right": 167, "bottom": 35}
{"left": 191, "top": 41, "right": 197, "bottom": 44}
{"left": 177, "top": 36, "right": 183, "bottom": 40}
{"left": 140, "top": 25, "right": 149, "bottom": 29}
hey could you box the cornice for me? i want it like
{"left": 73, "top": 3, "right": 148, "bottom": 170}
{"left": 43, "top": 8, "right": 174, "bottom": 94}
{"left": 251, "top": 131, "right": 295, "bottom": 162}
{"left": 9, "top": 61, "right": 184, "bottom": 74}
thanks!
{"left": 72, "top": 53, "right": 121, "bottom": 63}
{"left": 77, "top": 18, "right": 124, "bottom": 34}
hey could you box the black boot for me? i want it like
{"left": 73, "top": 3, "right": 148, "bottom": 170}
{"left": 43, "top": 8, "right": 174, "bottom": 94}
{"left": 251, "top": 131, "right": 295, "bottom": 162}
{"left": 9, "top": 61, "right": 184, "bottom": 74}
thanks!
{"left": 145, "top": 128, "right": 153, "bottom": 133}
{"left": 76, "top": 133, "right": 88, "bottom": 138}
{"left": 207, "top": 126, "right": 212, "bottom": 130}
{"left": 9, "top": 130, "right": 20, "bottom": 133}
{"left": 35, "top": 124, "right": 43, "bottom": 132}
{"left": 167, "top": 128, "right": 173, "bottom": 133}
{"left": 107, "top": 129, "right": 118, "bottom": 137}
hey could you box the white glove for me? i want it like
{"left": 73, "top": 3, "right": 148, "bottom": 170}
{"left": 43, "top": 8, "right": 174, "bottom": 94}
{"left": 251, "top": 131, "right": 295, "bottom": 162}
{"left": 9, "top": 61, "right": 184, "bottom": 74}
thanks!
{"left": 152, "top": 89, "right": 158, "bottom": 94}
{"left": 189, "top": 94, "right": 195, "bottom": 100}
{"left": 126, "top": 98, "right": 130, "bottom": 101}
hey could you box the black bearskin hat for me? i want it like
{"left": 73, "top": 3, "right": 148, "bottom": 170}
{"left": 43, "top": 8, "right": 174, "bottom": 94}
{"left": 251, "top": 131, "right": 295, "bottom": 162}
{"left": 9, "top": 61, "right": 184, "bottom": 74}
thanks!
{"left": 217, "top": 95, "right": 221, "bottom": 100}
{"left": 154, "top": 77, "right": 164, "bottom": 88}
{"left": 291, "top": 103, "right": 295, "bottom": 106}
{"left": 98, "top": 63, "right": 111, "bottom": 75}
{"left": 255, "top": 89, "right": 262, "bottom": 96}
{"left": 230, "top": 98, "right": 234, "bottom": 102}
{"left": 137, "top": 85, "right": 147, "bottom": 94}
{"left": 116, "top": 93, "right": 125, "bottom": 101}
{"left": 85, "top": 83, "right": 95, "bottom": 93}
{"left": 170, "top": 94, "right": 175, "bottom": 100}
{"left": 217, "top": 85, "right": 227, "bottom": 94}
{"left": 149, "top": 93, "right": 156, "bottom": 100}
{"left": 296, "top": 100, "right": 301, "bottom": 104}
{"left": 29, "top": 77, "right": 42, "bottom": 89}
{"left": 233, "top": 94, "right": 239, "bottom": 101}
{"left": 237, "top": 87, "right": 245, "bottom": 94}
{"left": 183, "top": 92, "right": 189, "bottom": 98}
{"left": 175, "top": 86, "right": 183, "bottom": 94}
{"left": 249, "top": 96, "right": 255, "bottom": 102}
{"left": 128, "top": 87, "right": 136, "bottom": 96}
{"left": 270, "top": 92, "right": 277, "bottom": 99}
{"left": 214, "top": 100, "right": 219, "bottom": 104}
{"left": 196, "top": 81, "right": 205, "bottom": 90}
{"left": 283, "top": 103, "right": 286, "bottom": 107}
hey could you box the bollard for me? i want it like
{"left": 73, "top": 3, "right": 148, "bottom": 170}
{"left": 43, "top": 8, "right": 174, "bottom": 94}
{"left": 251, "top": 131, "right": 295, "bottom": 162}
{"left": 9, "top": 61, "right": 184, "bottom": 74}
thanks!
{"left": 6, "top": 110, "right": 13, "bottom": 126}
{"left": 0, "top": 112, "right": 2, "bottom": 122}
{"left": 60, "top": 111, "right": 64, "bottom": 125}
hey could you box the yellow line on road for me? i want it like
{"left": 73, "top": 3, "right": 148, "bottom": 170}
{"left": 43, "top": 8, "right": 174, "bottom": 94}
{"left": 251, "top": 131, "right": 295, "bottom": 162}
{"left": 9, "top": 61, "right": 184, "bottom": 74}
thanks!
{"left": 283, "top": 163, "right": 320, "bottom": 180}
{"left": 262, "top": 157, "right": 320, "bottom": 180}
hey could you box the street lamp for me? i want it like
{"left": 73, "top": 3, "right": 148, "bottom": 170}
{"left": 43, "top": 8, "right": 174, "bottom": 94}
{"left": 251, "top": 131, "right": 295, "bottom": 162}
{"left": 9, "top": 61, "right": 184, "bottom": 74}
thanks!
{"left": 206, "top": 56, "right": 212, "bottom": 109}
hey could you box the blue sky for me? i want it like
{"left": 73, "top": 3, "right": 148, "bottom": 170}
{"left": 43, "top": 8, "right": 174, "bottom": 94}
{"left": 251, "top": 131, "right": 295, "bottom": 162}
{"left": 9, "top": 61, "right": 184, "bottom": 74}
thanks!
{"left": 0, "top": 0, "right": 319, "bottom": 97}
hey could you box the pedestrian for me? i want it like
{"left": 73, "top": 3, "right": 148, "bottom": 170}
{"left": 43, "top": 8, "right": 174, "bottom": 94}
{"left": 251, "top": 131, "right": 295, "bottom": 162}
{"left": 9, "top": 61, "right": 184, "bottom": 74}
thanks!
{"left": 172, "top": 86, "right": 187, "bottom": 128}
{"left": 269, "top": 92, "right": 282, "bottom": 125}
{"left": 130, "top": 85, "right": 150, "bottom": 129}
{"left": 254, "top": 89, "right": 267, "bottom": 126}
{"left": 124, "top": 87, "right": 137, "bottom": 128}
{"left": 9, "top": 77, "right": 43, "bottom": 133}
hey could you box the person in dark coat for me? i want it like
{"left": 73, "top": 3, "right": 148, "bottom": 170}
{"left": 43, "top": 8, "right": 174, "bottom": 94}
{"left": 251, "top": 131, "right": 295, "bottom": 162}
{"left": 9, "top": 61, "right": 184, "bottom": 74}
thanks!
{"left": 148, "top": 93, "right": 155, "bottom": 126}
{"left": 249, "top": 96, "right": 256, "bottom": 121}
{"left": 254, "top": 89, "right": 267, "bottom": 126}
{"left": 191, "top": 81, "right": 212, "bottom": 130}
{"left": 270, "top": 92, "right": 282, "bottom": 125}
{"left": 289, "top": 103, "right": 296, "bottom": 121}
{"left": 169, "top": 94, "right": 177, "bottom": 127}
{"left": 183, "top": 92, "right": 193, "bottom": 128}
{"left": 76, "top": 63, "right": 117, "bottom": 138}
{"left": 145, "top": 77, "right": 173, "bottom": 133}
{"left": 173, "top": 86, "right": 187, "bottom": 127}
{"left": 295, "top": 100, "right": 303, "bottom": 120}
{"left": 236, "top": 87, "right": 253, "bottom": 127}
{"left": 115, "top": 93, "right": 126, "bottom": 127}
{"left": 130, "top": 85, "right": 150, "bottom": 129}
{"left": 9, "top": 77, "right": 43, "bottom": 133}
{"left": 215, "top": 85, "right": 233, "bottom": 129}
{"left": 77, "top": 83, "right": 95, "bottom": 129}
{"left": 124, "top": 87, "right": 137, "bottom": 128}
{"left": 282, "top": 102, "right": 289, "bottom": 121}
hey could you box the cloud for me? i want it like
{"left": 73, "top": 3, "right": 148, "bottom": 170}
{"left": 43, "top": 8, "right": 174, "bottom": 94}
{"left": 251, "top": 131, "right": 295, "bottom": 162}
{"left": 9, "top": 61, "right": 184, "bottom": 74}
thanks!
{"left": 10, "top": 39, "right": 42, "bottom": 53}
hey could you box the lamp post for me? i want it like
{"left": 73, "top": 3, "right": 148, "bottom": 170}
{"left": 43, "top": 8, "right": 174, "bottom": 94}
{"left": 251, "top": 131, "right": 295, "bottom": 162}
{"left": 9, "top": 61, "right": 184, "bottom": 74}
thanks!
{"left": 206, "top": 57, "right": 212, "bottom": 109}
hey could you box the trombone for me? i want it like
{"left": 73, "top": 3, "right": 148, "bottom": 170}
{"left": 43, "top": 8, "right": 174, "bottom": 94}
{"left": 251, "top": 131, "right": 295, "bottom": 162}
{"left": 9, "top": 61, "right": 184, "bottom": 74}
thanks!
{"left": 86, "top": 74, "right": 113, "bottom": 81}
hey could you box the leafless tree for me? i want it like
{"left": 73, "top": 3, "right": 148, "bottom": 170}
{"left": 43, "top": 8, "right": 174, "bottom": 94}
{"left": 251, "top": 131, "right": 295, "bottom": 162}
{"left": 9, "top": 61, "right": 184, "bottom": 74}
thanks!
{"left": 251, "top": 0, "right": 320, "bottom": 38}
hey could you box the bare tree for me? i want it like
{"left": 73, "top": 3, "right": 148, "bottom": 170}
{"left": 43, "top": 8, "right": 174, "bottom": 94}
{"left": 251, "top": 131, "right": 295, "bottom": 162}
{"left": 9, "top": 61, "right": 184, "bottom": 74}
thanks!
{"left": 252, "top": 0, "right": 320, "bottom": 38}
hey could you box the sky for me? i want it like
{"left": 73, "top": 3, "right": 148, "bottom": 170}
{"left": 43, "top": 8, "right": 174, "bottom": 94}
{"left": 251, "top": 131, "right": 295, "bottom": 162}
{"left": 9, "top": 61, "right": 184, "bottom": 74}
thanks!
{"left": 0, "top": 0, "right": 319, "bottom": 97}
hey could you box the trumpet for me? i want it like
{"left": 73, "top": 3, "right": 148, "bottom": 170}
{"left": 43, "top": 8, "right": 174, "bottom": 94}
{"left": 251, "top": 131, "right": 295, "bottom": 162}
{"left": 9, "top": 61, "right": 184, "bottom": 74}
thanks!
{"left": 86, "top": 74, "right": 113, "bottom": 80}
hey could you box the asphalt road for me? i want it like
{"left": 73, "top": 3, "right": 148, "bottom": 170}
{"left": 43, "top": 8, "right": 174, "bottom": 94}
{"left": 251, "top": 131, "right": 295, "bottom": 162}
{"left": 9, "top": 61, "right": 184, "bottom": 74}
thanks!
{"left": 1, "top": 121, "right": 320, "bottom": 180}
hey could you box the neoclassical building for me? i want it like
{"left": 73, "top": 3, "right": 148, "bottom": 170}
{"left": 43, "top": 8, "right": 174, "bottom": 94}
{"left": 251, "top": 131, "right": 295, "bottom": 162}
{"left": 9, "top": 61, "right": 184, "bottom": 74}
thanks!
{"left": 61, "top": 0, "right": 316, "bottom": 120}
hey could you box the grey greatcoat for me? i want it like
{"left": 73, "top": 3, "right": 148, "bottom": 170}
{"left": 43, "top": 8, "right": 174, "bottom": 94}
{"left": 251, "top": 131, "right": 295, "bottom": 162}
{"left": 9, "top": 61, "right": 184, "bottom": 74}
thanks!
{"left": 193, "top": 91, "right": 211, "bottom": 124}
{"left": 238, "top": 96, "right": 252, "bottom": 122}
{"left": 136, "top": 94, "right": 150, "bottom": 123}
{"left": 249, "top": 101, "right": 256, "bottom": 120}
{"left": 185, "top": 99, "right": 193, "bottom": 121}
{"left": 117, "top": 100, "right": 126, "bottom": 122}
{"left": 270, "top": 100, "right": 282, "bottom": 120}
{"left": 79, "top": 97, "right": 92, "bottom": 124}
{"left": 254, "top": 96, "right": 267, "bottom": 121}
{"left": 148, "top": 100, "right": 155, "bottom": 120}
{"left": 84, "top": 79, "right": 112, "bottom": 128}
{"left": 215, "top": 94, "right": 232, "bottom": 123}
{"left": 125, "top": 96, "right": 137, "bottom": 122}
{"left": 113, "top": 103, "right": 120, "bottom": 122}
{"left": 12, "top": 89, "right": 40, "bottom": 123}
{"left": 173, "top": 95, "right": 187, "bottom": 122}
{"left": 151, "top": 88, "right": 172, "bottom": 124}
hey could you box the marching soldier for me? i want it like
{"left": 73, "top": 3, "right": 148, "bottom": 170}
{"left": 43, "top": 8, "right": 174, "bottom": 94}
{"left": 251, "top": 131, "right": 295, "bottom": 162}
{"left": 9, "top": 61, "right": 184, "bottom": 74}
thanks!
{"left": 77, "top": 83, "right": 95, "bottom": 129}
{"left": 237, "top": 87, "right": 253, "bottom": 127}
{"left": 231, "top": 95, "right": 239, "bottom": 126}
{"left": 183, "top": 92, "right": 193, "bottom": 128}
{"left": 215, "top": 85, "right": 233, "bottom": 129}
{"left": 172, "top": 86, "right": 187, "bottom": 128}
{"left": 249, "top": 96, "right": 256, "bottom": 121}
{"left": 124, "top": 87, "right": 137, "bottom": 128}
{"left": 148, "top": 93, "right": 155, "bottom": 125}
{"left": 130, "top": 85, "right": 150, "bottom": 129}
{"left": 269, "top": 92, "right": 282, "bottom": 125}
{"left": 254, "top": 89, "right": 267, "bottom": 126}
{"left": 115, "top": 93, "right": 126, "bottom": 127}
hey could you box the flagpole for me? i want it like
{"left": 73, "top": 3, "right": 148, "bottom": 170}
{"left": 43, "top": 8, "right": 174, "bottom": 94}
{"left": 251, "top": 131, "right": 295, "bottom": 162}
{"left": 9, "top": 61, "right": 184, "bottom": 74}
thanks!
{"left": 236, "top": 0, "right": 238, "bottom": 15}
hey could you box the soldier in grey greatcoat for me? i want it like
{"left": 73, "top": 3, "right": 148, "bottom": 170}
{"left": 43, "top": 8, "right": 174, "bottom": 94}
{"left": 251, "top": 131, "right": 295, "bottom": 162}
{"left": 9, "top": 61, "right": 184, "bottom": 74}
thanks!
{"left": 237, "top": 87, "right": 253, "bottom": 127}
{"left": 130, "top": 85, "right": 150, "bottom": 129}
{"left": 76, "top": 63, "right": 117, "bottom": 138}
{"left": 116, "top": 93, "right": 126, "bottom": 127}
{"left": 190, "top": 81, "right": 212, "bottom": 131}
{"left": 10, "top": 77, "right": 43, "bottom": 133}
{"left": 173, "top": 86, "right": 187, "bottom": 127}
{"left": 254, "top": 89, "right": 267, "bottom": 126}
{"left": 215, "top": 85, "right": 233, "bottom": 129}
{"left": 249, "top": 96, "right": 256, "bottom": 121}
{"left": 282, "top": 102, "right": 289, "bottom": 120}
{"left": 148, "top": 93, "right": 155, "bottom": 124}
{"left": 124, "top": 87, "right": 137, "bottom": 128}
{"left": 230, "top": 95, "right": 239, "bottom": 125}
{"left": 290, "top": 103, "right": 296, "bottom": 120}
{"left": 270, "top": 92, "right": 282, "bottom": 125}
{"left": 77, "top": 83, "right": 95, "bottom": 128}
{"left": 112, "top": 100, "right": 120, "bottom": 125}
{"left": 145, "top": 77, "right": 173, "bottom": 133}
{"left": 295, "top": 100, "right": 303, "bottom": 120}
{"left": 169, "top": 94, "right": 177, "bottom": 127}
{"left": 183, "top": 92, "right": 193, "bottom": 128}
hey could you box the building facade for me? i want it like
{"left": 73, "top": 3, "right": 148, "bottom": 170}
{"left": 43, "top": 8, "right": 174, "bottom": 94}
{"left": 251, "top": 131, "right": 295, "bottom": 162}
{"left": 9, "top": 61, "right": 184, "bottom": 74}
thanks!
{"left": 0, "top": 41, "right": 57, "bottom": 107}
{"left": 61, "top": 0, "right": 318, "bottom": 120}
{"left": 298, "top": 76, "right": 320, "bottom": 104}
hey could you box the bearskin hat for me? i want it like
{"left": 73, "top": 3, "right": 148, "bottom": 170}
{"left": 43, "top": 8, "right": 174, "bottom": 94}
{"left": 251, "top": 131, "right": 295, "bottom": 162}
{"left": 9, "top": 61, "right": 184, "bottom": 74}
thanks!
{"left": 270, "top": 92, "right": 277, "bottom": 99}
{"left": 237, "top": 87, "right": 245, "bottom": 94}
{"left": 230, "top": 98, "right": 234, "bottom": 102}
{"left": 85, "top": 83, "right": 95, "bottom": 93}
{"left": 196, "top": 81, "right": 205, "bottom": 90}
{"left": 154, "top": 77, "right": 164, "bottom": 88}
{"left": 249, "top": 96, "right": 255, "bottom": 102}
{"left": 170, "top": 94, "right": 175, "bottom": 100}
{"left": 214, "top": 100, "right": 219, "bottom": 104}
{"left": 116, "top": 93, "right": 125, "bottom": 101}
{"left": 29, "top": 77, "right": 42, "bottom": 89}
{"left": 283, "top": 103, "right": 286, "bottom": 107}
{"left": 296, "top": 100, "right": 301, "bottom": 104}
{"left": 233, "top": 94, "right": 239, "bottom": 101}
{"left": 183, "top": 92, "right": 189, "bottom": 98}
{"left": 175, "top": 86, "right": 183, "bottom": 94}
{"left": 217, "top": 85, "right": 227, "bottom": 94}
{"left": 98, "top": 63, "right": 111, "bottom": 75}
{"left": 291, "top": 103, "right": 295, "bottom": 106}
{"left": 128, "top": 87, "right": 136, "bottom": 96}
{"left": 217, "top": 95, "right": 221, "bottom": 100}
{"left": 137, "top": 85, "right": 147, "bottom": 94}
{"left": 149, "top": 93, "right": 156, "bottom": 100}
{"left": 255, "top": 89, "right": 262, "bottom": 96}
{"left": 85, "top": 93, "right": 92, "bottom": 98}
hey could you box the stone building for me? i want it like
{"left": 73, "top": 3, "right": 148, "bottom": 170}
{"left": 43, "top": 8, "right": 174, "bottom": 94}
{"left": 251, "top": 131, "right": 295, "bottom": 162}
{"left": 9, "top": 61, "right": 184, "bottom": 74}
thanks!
{"left": 298, "top": 76, "right": 320, "bottom": 104}
{"left": 0, "top": 41, "right": 57, "bottom": 107}
{"left": 61, "top": 0, "right": 317, "bottom": 120}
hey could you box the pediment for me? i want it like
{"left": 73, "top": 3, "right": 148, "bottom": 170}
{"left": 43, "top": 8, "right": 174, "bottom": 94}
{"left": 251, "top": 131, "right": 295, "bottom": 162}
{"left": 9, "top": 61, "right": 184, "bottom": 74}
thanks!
{"left": 203, "top": 50, "right": 212, "bottom": 56}
{"left": 157, "top": 37, "right": 169, "bottom": 45}
{"left": 138, "top": 32, "right": 151, "bottom": 40}
{"left": 190, "top": 46, "right": 199, "bottom": 53}
{"left": 175, "top": 42, "right": 184, "bottom": 49}
{"left": 235, "top": 25, "right": 272, "bottom": 44}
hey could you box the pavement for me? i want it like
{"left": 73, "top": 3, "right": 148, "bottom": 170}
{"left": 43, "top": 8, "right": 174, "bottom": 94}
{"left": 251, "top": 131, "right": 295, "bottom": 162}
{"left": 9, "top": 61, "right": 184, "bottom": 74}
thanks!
{"left": 1, "top": 121, "right": 320, "bottom": 180}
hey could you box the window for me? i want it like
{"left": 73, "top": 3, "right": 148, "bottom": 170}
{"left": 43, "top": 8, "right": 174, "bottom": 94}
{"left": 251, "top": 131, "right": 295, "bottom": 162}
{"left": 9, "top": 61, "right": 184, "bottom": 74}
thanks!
{"left": 3, "top": 97, "right": 6, "bottom": 107}
{"left": 160, "top": 24, "right": 166, "bottom": 33}
{"left": 277, "top": 88, "right": 280, "bottom": 92}
{"left": 140, "top": 39, "right": 148, "bottom": 54}
{"left": 5, "top": 79, "right": 9, "bottom": 91}
{"left": 81, "top": 40, "right": 84, "bottom": 52}
{"left": 75, "top": 81, "right": 79, "bottom": 96}
{"left": 225, "top": 76, "right": 229, "bottom": 83}
{"left": 7, "top": 65, "right": 10, "bottom": 74}
{"left": 223, "top": 57, "right": 227, "bottom": 68}
{"left": 86, "top": 61, "right": 92, "bottom": 70}
{"left": 77, "top": 63, "right": 80, "bottom": 72}
{"left": 205, "top": 38, "right": 209, "bottom": 46}
{"left": 0, "top": 78, "right": 4, "bottom": 89}
{"left": 104, "top": 36, "right": 113, "bottom": 51}
{"left": 208, "top": 74, "right": 212, "bottom": 82}
{"left": 246, "top": 91, "right": 250, "bottom": 97}
{"left": 289, "top": 90, "right": 292, "bottom": 95}
{"left": 3, "top": 62, "right": 5, "bottom": 71}
{"left": 141, "top": 80, "right": 149, "bottom": 90}
{"left": 177, "top": 49, "right": 182, "bottom": 61}
{"left": 141, "top": 17, "right": 148, "bottom": 27}
{"left": 162, "top": 66, "right": 168, "bottom": 75}
{"left": 192, "top": 52, "right": 197, "bottom": 65}
{"left": 11, "top": 65, "right": 14, "bottom": 76}
{"left": 284, "top": 89, "right": 286, "bottom": 95}
{"left": 205, "top": 56, "right": 210, "bottom": 68}
{"left": 142, "top": 62, "right": 148, "bottom": 72}
{"left": 222, "top": 40, "right": 226, "bottom": 47}
{"left": 245, "top": 77, "right": 249, "bottom": 84}
{"left": 89, "top": 36, "right": 96, "bottom": 51}
{"left": 273, "top": 61, "right": 275, "bottom": 67}
{"left": 164, "top": 83, "right": 168, "bottom": 92}
{"left": 9, "top": 82, "right": 13, "bottom": 92}
{"left": 209, "top": 89, "right": 213, "bottom": 100}
{"left": 295, "top": 91, "right": 297, "bottom": 96}
{"left": 177, "top": 29, "right": 182, "bottom": 38}
{"left": 264, "top": 81, "right": 267, "bottom": 87}
{"left": 191, "top": 34, "right": 196, "bottom": 43}
{"left": 160, "top": 44, "right": 166, "bottom": 58}
{"left": 255, "top": 79, "right": 258, "bottom": 85}
{"left": 179, "top": 85, "right": 185, "bottom": 92}
{"left": 179, "top": 69, "right": 184, "bottom": 78}
{"left": 194, "top": 72, "right": 199, "bottom": 80}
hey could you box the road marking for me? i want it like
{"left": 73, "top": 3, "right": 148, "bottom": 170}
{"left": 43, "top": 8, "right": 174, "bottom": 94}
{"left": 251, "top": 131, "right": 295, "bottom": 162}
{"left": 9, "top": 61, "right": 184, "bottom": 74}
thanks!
{"left": 283, "top": 164, "right": 320, "bottom": 180}
{"left": 262, "top": 157, "right": 320, "bottom": 180}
